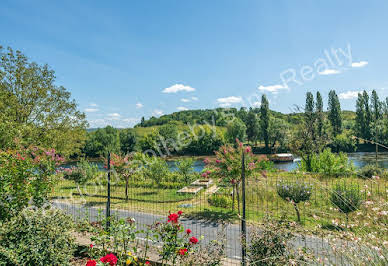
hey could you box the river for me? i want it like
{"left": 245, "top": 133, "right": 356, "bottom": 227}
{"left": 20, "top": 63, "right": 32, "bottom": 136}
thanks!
{"left": 61, "top": 152, "right": 388, "bottom": 172}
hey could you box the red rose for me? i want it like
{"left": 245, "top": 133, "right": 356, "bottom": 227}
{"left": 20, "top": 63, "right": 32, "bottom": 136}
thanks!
{"left": 145, "top": 261, "right": 150, "bottom": 265}
{"left": 186, "top": 229, "right": 191, "bottom": 234}
{"left": 177, "top": 210, "right": 183, "bottom": 216}
{"left": 100, "top": 253, "right": 118, "bottom": 266}
{"left": 89, "top": 244, "right": 93, "bottom": 248}
{"left": 178, "top": 248, "right": 188, "bottom": 256}
{"left": 189, "top": 236, "right": 198, "bottom": 244}
{"left": 86, "top": 260, "right": 97, "bottom": 266}
{"left": 168, "top": 213, "right": 179, "bottom": 223}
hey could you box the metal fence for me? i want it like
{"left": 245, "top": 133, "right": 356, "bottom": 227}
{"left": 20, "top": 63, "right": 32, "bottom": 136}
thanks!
{"left": 50, "top": 154, "right": 388, "bottom": 265}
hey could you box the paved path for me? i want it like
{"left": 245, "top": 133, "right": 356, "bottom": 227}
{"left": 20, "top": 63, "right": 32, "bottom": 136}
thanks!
{"left": 52, "top": 201, "right": 338, "bottom": 262}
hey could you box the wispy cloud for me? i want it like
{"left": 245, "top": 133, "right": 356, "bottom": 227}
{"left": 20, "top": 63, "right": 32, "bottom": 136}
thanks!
{"left": 107, "top": 113, "right": 121, "bottom": 119}
{"left": 216, "top": 96, "right": 243, "bottom": 107}
{"left": 89, "top": 103, "right": 98, "bottom": 107}
{"left": 136, "top": 102, "right": 144, "bottom": 108}
{"left": 351, "top": 61, "right": 368, "bottom": 68}
{"left": 162, "top": 84, "right": 196, "bottom": 93}
{"left": 258, "top": 84, "right": 287, "bottom": 94}
{"left": 85, "top": 108, "right": 99, "bottom": 112}
{"left": 177, "top": 106, "right": 188, "bottom": 111}
{"left": 339, "top": 90, "right": 362, "bottom": 100}
{"left": 181, "top": 98, "right": 190, "bottom": 103}
{"left": 152, "top": 109, "right": 164, "bottom": 117}
{"left": 318, "top": 69, "right": 340, "bottom": 75}
{"left": 191, "top": 96, "right": 198, "bottom": 101}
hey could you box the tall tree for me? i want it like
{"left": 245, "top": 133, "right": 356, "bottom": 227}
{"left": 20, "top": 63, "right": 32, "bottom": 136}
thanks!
{"left": 226, "top": 118, "right": 247, "bottom": 144}
{"left": 328, "top": 90, "right": 342, "bottom": 136}
{"left": 245, "top": 109, "right": 260, "bottom": 144}
{"left": 0, "top": 46, "right": 87, "bottom": 156}
{"left": 371, "top": 90, "right": 383, "bottom": 122}
{"left": 119, "top": 129, "right": 137, "bottom": 154}
{"left": 363, "top": 90, "right": 372, "bottom": 139}
{"left": 260, "top": 94, "right": 270, "bottom": 151}
{"left": 355, "top": 93, "right": 366, "bottom": 139}
{"left": 316, "top": 91, "right": 324, "bottom": 137}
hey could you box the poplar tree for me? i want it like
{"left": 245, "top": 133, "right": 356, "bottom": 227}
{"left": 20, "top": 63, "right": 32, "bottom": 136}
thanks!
{"left": 316, "top": 91, "right": 324, "bottom": 137}
{"left": 245, "top": 109, "right": 260, "bottom": 144}
{"left": 260, "top": 94, "right": 270, "bottom": 151}
{"left": 328, "top": 90, "right": 342, "bottom": 136}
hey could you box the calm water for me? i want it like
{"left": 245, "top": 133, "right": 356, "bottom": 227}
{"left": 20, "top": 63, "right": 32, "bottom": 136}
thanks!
{"left": 61, "top": 152, "right": 388, "bottom": 173}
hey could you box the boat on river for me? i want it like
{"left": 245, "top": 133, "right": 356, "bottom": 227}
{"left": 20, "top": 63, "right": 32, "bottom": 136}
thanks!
{"left": 270, "top": 153, "right": 294, "bottom": 163}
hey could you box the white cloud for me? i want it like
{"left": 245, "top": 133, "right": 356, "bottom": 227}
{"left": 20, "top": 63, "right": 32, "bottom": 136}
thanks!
{"left": 162, "top": 84, "right": 196, "bottom": 93}
{"left": 191, "top": 96, "right": 198, "bottom": 101}
{"left": 152, "top": 109, "right": 164, "bottom": 117}
{"left": 258, "top": 84, "right": 287, "bottom": 94}
{"left": 89, "top": 103, "right": 98, "bottom": 107}
{"left": 177, "top": 106, "right": 188, "bottom": 111}
{"left": 339, "top": 90, "right": 362, "bottom": 100}
{"left": 216, "top": 96, "right": 243, "bottom": 107}
{"left": 351, "top": 61, "right": 368, "bottom": 68}
{"left": 318, "top": 69, "right": 340, "bottom": 75}
{"left": 85, "top": 108, "right": 99, "bottom": 112}
{"left": 89, "top": 117, "right": 139, "bottom": 128}
{"left": 181, "top": 98, "right": 190, "bottom": 103}
{"left": 136, "top": 102, "right": 144, "bottom": 108}
{"left": 108, "top": 113, "right": 121, "bottom": 118}
{"left": 252, "top": 101, "right": 261, "bottom": 108}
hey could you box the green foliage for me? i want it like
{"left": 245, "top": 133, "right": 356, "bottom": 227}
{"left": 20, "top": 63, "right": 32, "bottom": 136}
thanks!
{"left": 83, "top": 126, "right": 120, "bottom": 157}
{"left": 0, "top": 208, "right": 75, "bottom": 265}
{"left": 331, "top": 182, "right": 362, "bottom": 215}
{"left": 268, "top": 117, "right": 289, "bottom": 152}
{"left": 175, "top": 157, "right": 195, "bottom": 184}
{"left": 358, "top": 164, "right": 383, "bottom": 179}
{"left": 226, "top": 118, "right": 246, "bottom": 143}
{"left": 62, "top": 158, "right": 99, "bottom": 192}
{"left": 0, "top": 148, "right": 63, "bottom": 220}
{"left": 0, "top": 46, "right": 87, "bottom": 156}
{"left": 143, "top": 156, "right": 171, "bottom": 185}
{"left": 298, "top": 148, "right": 354, "bottom": 177}
{"left": 119, "top": 129, "right": 136, "bottom": 154}
{"left": 208, "top": 194, "right": 232, "bottom": 208}
{"left": 328, "top": 90, "right": 342, "bottom": 136}
{"left": 260, "top": 94, "right": 270, "bottom": 150}
{"left": 185, "top": 126, "right": 225, "bottom": 155}
{"left": 245, "top": 109, "right": 260, "bottom": 144}
{"left": 330, "top": 131, "right": 357, "bottom": 152}
{"left": 277, "top": 181, "right": 312, "bottom": 222}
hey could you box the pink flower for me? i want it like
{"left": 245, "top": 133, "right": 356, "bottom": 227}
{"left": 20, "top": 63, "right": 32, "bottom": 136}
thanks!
{"left": 245, "top": 147, "right": 251, "bottom": 153}
{"left": 201, "top": 173, "right": 208, "bottom": 178}
{"left": 216, "top": 159, "right": 221, "bottom": 163}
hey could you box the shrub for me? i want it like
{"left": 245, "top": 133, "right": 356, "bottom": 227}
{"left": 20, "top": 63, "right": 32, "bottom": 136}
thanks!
{"left": 277, "top": 181, "right": 312, "bottom": 222}
{"left": 330, "top": 182, "right": 362, "bottom": 226}
{"left": 208, "top": 194, "right": 233, "bottom": 209}
{"left": 248, "top": 220, "right": 314, "bottom": 265}
{"left": 62, "top": 158, "right": 99, "bottom": 194}
{"left": 0, "top": 208, "right": 75, "bottom": 265}
{"left": 175, "top": 158, "right": 195, "bottom": 184}
{"left": 143, "top": 157, "right": 170, "bottom": 186}
{"left": 358, "top": 164, "right": 383, "bottom": 179}
{"left": 298, "top": 148, "right": 354, "bottom": 177}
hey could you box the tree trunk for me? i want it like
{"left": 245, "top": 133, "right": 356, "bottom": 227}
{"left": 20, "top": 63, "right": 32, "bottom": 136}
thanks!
{"left": 293, "top": 202, "right": 301, "bottom": 222}
{"left": 125, "top": 177, "right": 129, "bottom": 201}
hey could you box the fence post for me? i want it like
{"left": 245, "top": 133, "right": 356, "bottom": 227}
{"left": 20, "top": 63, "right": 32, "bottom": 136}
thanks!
{"left": 106, "top": 152, "right": 111, "bottom": 230}
{"left": 241, "top": 152, "right": 247, "bottom": 265}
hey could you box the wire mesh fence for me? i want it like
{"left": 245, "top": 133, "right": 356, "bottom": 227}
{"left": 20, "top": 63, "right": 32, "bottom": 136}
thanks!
{"left": 50, "top": 155, "right": 388, "bottom": 265}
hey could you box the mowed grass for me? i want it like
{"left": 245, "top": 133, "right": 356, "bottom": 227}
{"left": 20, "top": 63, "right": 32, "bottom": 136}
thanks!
{"left": 51, "top": 171, "right": 388, "bottom": 238}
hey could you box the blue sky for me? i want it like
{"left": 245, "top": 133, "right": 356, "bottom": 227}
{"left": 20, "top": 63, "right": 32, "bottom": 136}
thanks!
{"left": 1, "top": 0, "right": 388, "bottom": 127}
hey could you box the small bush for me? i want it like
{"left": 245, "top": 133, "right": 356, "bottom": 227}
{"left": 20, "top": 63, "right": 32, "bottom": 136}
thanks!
{"left": 0, "top": 208, "right": 75, "bottom": 265}
{"left": 248, "top": 220, "right": 314, "bottom": 265}
{"left": 331, "top": 182, "right": 362, "bottom": 225}
{"left": 277, "top": 181, "right": 312, "bottom": 222}
{"left": 358, "top": 164, "right": 383, "bottom": 179}
{"left": 208, "top": 194, "right": 233, "bottom": 208}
